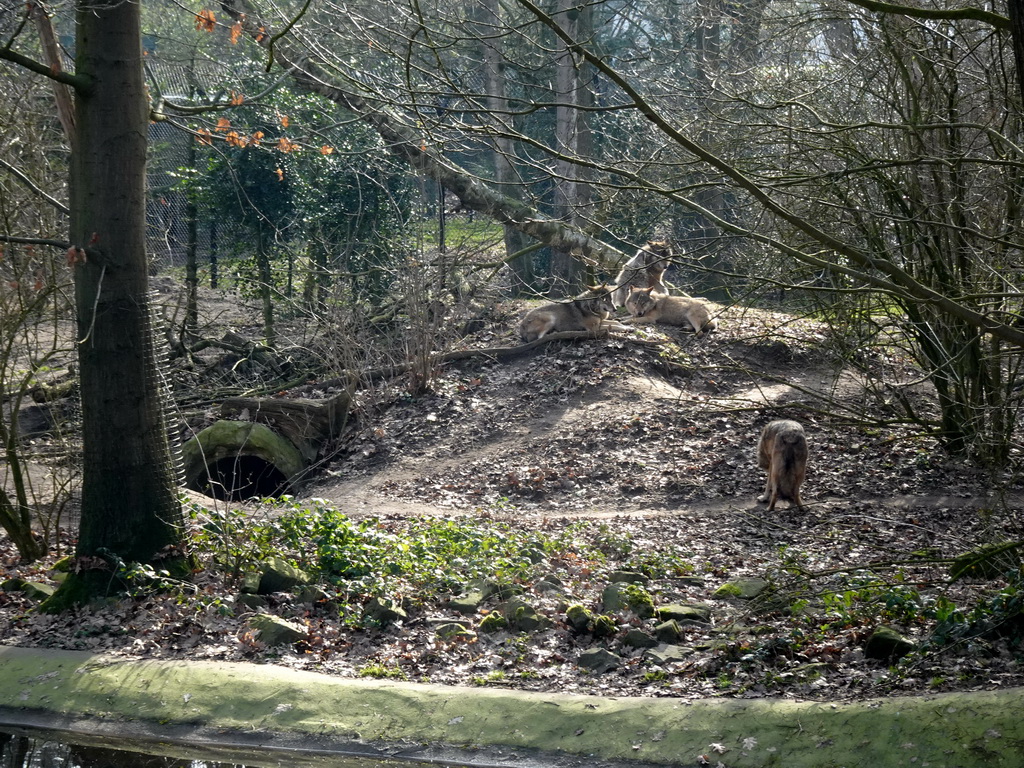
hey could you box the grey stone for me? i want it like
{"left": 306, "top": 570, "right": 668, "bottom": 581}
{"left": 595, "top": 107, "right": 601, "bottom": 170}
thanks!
{"left": 240, "top": 571, "right": 262, "bottom": 594}
{"left": 296, "top": 585, "right": 331, "bottom": 604}
{"left": 645, "top": 644, "right": 694, "bottom": 664}
{"left": 577, "top": 647, "right": 620, "bottom": 674}
{"left": 714, "top": 578, "right": 770, "bottom": 600}
{"left": 4, "top": 580, "right": 55, "bottom": 600}
{"left": 601, "top": 582, "right": 655, "bottom": 618}
{"left": 865, "top": 626, "right": 916, "bottom": 661}
{"left": 257, "top": 557, "right": 311, "bottom": 595}
{"left": 535, "top": 575, "right": 565, "bottom": 594}
{"left": 235, "top": 593, "right": 268, "bottom": 611}
{"left": 653, "top": 619, "right": 682, "bottom": 643}
{"left": 565, "top": 604, "right": 595, "bottom": 632}
{"left": 435, "top": 622, "right": 476, "bottom": 640}
{"left": 246, "top": 614, "right": 308, "bottom": 646}
{"left": 657, "top": 603, "right": 712, "bottom": 624}
{"left": 622, "top": 629, "right": 658, "bottom": 649}
{"left": 363, "top": 597, "right": 408, "bottom": 626}
{"left": 500, "top": 597, "right": 552, "bottom": 632}
{"left": 449, "top": 591, "right": 485, "bottom": 615}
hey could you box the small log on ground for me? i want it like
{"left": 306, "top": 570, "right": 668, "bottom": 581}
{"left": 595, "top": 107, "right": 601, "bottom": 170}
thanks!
{"left": 219, "top": 390, "right": 350, "bottom": 463}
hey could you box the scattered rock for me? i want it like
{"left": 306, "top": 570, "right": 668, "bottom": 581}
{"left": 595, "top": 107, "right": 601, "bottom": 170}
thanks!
{"left": 653, "top": 619, "right": 683, "bottom": 643}
{"left": 602, "top": 582, "right": 655, "bottom": 618}
{"left": 1, "top": 580, "right": 54, "bottom": 601}
{"left": 478, "top": 613, "right": 507, "bottom": 632}
{"left": 435, "top": 622, "right": 476, "bottom": 640}
{"left": 500, "top": 596, "right": 552, "bottom": 632}
{"left": 949, "top": 542, "right": 1022, "bottom": 581}
{"left": 521, "top": 546, "right": 546, "bottom": 564}
{"left": 362, "top": 597, "right": 408, "bottom": 626}
{"left": 791, "top": 662, "right": 830, "bottom": 682}
{"left": 476, "top": 578, "right": 522, "bottom": 601}
{"left": 246, "top": 614, "right": 308, "bottom": 646}
{"left": 296, "top": 585, "right": 332, "bottom": 604}
{"left": 645, "top": 644, "right": 694, "bottom": 664}
{"left": 240, "top": 572, "right": 262, "bottom": 595}
{"left": 578, "top": 647, "right": 620, "bottom": 673}
{"left": 622, "top": 628, "right": 658, "bottom": 648}
{"left": 535, "top": 574, "right": 565, "bottom": 593}
{"left": 257, "top": 557, "right": 311, "bottom": 595}
{"left": 714, "top": 577, "right": 770, "bottom": 600}
{"left": 450, "top": 578, "right": 522, "bottom": 615}
{"left": 592, "top": 614, "right": 618, "bottom": 638}
{"left": 657, "top": 603, "right": 712, "bottom": 624}
{"left": 864, "top": 626, "right": 916, "bottom": 660}
{"left": 449, "top": 591, "right": 485, "bottom": 615}
{"left": 566, "top": 604, "right": 595, "bottom": 633}
{"left": 235, "top": 594, "right": 268, "bottom": 611}
{"left": 608, "top": 570, "right": 649, "bottom": 585}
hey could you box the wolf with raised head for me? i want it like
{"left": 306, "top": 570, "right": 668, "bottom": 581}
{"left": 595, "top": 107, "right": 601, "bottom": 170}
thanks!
{"left": 757, "top": 419, "right": 808, "bottom": 512}
{"left": 611, "top": 241, "right": 672, "bottom": 308}
{"left": 624, "top": 286, "right": 718, "bottom": 335}
{"left": 519, "top": 285, "right": 628, "bottom": 342}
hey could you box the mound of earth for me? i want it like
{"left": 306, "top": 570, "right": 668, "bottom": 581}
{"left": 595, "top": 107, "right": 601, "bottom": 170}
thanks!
{"left": 306, "top": 303, "right": 997, "bottom": 516}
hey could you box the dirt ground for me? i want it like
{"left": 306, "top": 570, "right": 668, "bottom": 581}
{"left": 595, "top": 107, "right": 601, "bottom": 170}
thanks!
{"left": 2, "top": 282, "right": 1023, "bottom": 702}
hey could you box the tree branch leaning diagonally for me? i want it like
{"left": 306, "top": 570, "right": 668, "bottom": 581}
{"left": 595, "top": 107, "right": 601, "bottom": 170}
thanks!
{"left": 218, "top": 0, "right": 627, "bottom": 271}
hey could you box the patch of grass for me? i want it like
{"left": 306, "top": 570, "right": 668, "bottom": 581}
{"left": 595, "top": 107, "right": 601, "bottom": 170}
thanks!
{"left": 358, "top": 663, "right": 408, "bottom": 680}
{"left": 471, "top": 670, "right": 506, "bottom": 685}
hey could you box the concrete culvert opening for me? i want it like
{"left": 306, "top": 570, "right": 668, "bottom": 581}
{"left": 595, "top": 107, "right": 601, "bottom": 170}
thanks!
{"left": 182, "top": 421, "right": 307, "bottom": 502}
{"left": 201, "top": 455, "right": 290, "bottom": 501}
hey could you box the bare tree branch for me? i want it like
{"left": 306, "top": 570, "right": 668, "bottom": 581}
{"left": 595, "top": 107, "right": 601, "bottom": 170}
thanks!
{"left": 0, "top": 157, "right": 70, "bottom": 215}
{"left": 0, "top": 45, "right": 89, "bottom": 91}
{"left": 840, "top": 0, "right": 1009, "bottom": 31}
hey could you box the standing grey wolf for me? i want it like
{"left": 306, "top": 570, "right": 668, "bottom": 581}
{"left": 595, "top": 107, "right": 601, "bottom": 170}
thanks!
{"left": 757, "top": 419, "right": 808, "bottom": 512}
{"left": 624, "top": 286, "right": 718, "bottom": 335}
{"left": 611, "top": 241, "right": 672, "bottom": 307}
{"left": 519, "top": 285, "right": 628, "bottom": 342}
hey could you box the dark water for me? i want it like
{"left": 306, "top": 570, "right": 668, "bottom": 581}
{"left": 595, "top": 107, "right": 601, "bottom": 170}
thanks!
{"left": 1, "top": 732, "right": 208, "bottom": 768}
{"left": 0, "top": 730, "right": 419, "bottom": 768}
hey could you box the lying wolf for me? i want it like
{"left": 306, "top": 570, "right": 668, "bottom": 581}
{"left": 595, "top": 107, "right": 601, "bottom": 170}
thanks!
{"left": 757, "top": 419, "right": 808, "bottom": 512}
{"left": 624, "top": 286, "right": 718, "bottom": 335}
{"left": 519, "top": 285, "right": 628, "bottom": 342}
{"left": 611, "top": 241, "right": 672, "bottom": 308}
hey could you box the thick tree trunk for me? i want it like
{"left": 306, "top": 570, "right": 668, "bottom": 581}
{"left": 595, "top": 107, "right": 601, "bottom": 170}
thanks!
{"left": 478, "top": 0, "right": 537, "bottom": 295}
{"left": 550, "top": 5, "right": 591, "bottom": 295}
{"left": 49, "top": 0, "right": 187, "bottom": 605}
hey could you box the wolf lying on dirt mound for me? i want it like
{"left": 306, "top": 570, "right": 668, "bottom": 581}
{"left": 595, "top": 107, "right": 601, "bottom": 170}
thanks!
{"left": 624, "top": 286, "right": 718, "bottom": 335}
{"left": 519, "top": 285, "right": 629, "bottom": 342}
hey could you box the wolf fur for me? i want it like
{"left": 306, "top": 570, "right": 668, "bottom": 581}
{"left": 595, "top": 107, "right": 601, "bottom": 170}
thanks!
{"left": 757, "top": 419, "right": 808, "bottom": 512}
{"left": 519, "top": 285, "right": 628, "bottom": 342}
{"left": 624, "top": 286, "right": 718, "bottom": 335}
{"left": 611, "top": 241, "right": 672, "bottom": 307}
